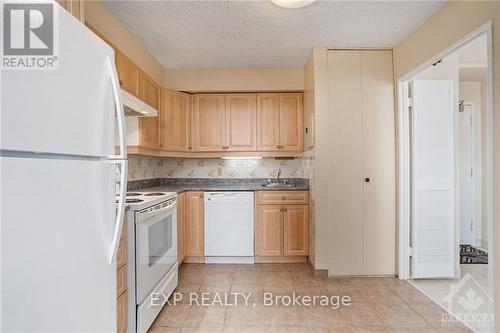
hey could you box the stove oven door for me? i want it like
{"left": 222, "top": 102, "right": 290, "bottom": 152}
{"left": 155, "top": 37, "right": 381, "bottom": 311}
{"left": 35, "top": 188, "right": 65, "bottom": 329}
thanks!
{"left": 135, "top": 198, "right": 177, "bottom": 304}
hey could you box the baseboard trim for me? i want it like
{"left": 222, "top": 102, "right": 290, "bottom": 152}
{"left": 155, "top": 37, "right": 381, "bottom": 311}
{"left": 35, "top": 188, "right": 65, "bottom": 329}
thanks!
{"left": 307, "top": 257, "right": 328, "bottom": 278}
{"left": 183, "top": 256, "right": 205, "bottom": 264}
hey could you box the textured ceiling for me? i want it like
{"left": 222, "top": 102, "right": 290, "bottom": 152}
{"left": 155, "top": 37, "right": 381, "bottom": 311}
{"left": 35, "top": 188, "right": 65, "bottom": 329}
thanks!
{"left": 104, "top": 0, "right": 445, "bottom": 69}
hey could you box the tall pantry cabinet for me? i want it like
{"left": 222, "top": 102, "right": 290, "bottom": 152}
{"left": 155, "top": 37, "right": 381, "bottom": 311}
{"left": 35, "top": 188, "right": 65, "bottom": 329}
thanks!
{"left": 328, "top": 50, "right": 395, "bottom": 276}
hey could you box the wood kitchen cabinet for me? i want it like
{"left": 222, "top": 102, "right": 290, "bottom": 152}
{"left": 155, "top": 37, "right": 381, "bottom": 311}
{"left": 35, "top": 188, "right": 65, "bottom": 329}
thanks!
{"left": 177, "top": 192, "right": 186, "bottom": 262}
{"left": 140, "top": 73, "right": 160, "bottom": 110}
{"left": 256, "top": 93, "right": 280, "bottom": 151}
{"left": 185, "top": 192, "right": 204, "bottom": 258}
{"left": 192, "top": 95, "right": 226, "bottom": 151}
{"left": 279, "top": 94, "right": 303, "bottom": 151}
{"left": 256, "top": 205, "right": 283, "bottom": 256}
{"left": 116, "top": 214, "right": 128, "bottom": 333}
{"left": 257, "top": 93, "right": 303, "bottom": 152}
{"left": 192, "top": 94, "right": 257, "bottom": 152}
{"left": 283, "top": 205, "right": 309, "bottom": 256}
{"left": 255, "top": 191, "right": 309, "bottom": 260}
{"left": 225, "top": 94, "right": 257, "bottom": 151}
{"left": 117, "top": 291, "right": 127, "bottom": 333}
{"left": 116, "top": 50, "right": 140, "bottom": 97}
{"left": 128, "top": 90, "right": 303, "bottom": 157}
{"left": 138, "top": 73, "right": 161, "bottom": 149}
{"left": 161, "top": 90, "right": 191, "bottom": 151}
{"left": 57, "top": 0, "right": 84, "bottom": 22}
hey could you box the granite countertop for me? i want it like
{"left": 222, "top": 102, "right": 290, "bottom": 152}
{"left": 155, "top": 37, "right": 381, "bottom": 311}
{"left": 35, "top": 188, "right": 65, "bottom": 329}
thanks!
{"left": 127, "top": 178, "right": 309, "bottom": 194}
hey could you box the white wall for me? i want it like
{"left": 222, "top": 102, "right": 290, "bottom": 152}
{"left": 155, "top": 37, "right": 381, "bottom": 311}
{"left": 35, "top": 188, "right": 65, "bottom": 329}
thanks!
{"left": 163, "top": 68, "right": 304, "bottom": 92}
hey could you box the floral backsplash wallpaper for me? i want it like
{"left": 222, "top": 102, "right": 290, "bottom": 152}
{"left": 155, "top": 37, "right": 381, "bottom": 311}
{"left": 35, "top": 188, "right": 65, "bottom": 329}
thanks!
{"left": 128, "top": 156, "right": 310, "bottom": 181}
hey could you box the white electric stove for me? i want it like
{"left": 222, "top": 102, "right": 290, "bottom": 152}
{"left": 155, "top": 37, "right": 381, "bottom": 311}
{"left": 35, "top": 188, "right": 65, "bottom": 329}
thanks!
{"left": 123, "top": 190, "right": 178, "bottom": 333}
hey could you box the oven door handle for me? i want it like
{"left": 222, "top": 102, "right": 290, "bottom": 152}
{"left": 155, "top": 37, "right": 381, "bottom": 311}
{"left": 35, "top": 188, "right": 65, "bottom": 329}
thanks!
{"left": 137, "top": 201, "right": 176, "bottom": 222}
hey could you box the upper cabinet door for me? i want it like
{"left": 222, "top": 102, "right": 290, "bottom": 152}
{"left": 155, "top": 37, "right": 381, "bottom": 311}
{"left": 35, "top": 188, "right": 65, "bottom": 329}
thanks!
{"left": 257, "top": 94, "right": 281, "bottom": 151}
{"left": 138, "top": 74, "right": 160, "bottom": 149}
{"left": 279, "top": 93, "right": 303, "bottom": 151}
{"left": 225, "top": 94, "right": 257, "bottom": 151}
{"left": 57, "top": 0, "right": 84, "bottom": 23}
{"left": 192, "top": 95, "right": 226, "bottom": 151}
{"left": 116, "top": 50, "right": 139, "bottom": 97}
{"left": 140, "top": 73, "right": 160, "bottom": 110}
{"left": 161, "top": 90, "right": 191, "bottom": 151}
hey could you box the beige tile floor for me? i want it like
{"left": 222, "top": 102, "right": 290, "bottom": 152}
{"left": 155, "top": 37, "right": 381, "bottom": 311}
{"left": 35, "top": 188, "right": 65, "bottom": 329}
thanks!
{"left": 149, "top": 263, "right": 472, "bottom": 333}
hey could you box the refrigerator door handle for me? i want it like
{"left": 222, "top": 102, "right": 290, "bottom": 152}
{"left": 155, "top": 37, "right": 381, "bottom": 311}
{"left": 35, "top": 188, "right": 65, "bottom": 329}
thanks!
{"left": 106, "top": 56, "right": 127, "bottom": 160}
{"left": 109, "top": 159, "right": 128, "bottom": 264}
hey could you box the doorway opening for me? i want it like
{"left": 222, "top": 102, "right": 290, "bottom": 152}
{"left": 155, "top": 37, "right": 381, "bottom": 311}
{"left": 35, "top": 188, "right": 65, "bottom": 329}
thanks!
{"left": 397, "top": 23, "right": 494, "bottom": 332}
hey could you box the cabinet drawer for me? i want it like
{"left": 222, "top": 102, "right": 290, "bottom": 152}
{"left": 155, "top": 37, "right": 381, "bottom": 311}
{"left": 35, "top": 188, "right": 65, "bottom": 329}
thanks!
{"left": 117, "top": 264, "right": 127, "bottom": 297}
{"left": 117, "top": 237, "right": 127, "bottom": 269}
{"left": 256, "top": 191, "right": 308, "bottom": 205}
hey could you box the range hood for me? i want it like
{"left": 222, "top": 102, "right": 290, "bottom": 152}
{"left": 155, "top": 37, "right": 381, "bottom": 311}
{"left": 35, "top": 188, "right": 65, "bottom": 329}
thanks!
{"left": 121, "top": 89, "right": 158, "bottom": 117}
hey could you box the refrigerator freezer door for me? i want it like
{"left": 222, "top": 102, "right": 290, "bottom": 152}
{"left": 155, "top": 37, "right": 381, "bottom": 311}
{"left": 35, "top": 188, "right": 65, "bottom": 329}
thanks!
{"left": 1, "top": 156, "right": 117, "bottom": 332}
{"left": 1, "top": 8, "right": 117, "bottom": 157}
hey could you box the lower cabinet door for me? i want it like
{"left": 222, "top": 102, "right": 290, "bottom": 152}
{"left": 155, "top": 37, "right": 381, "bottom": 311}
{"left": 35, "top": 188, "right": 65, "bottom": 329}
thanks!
{"left": 117, "top": 291, "right": 127, "bottom": 333}
{"left": 177, "top": 192, "right": 186, "bottom": 262}
{"left": 283, "top": 205, "right": 309, "bottom": 256}
{"left": 116, "top": 265, "right": 127, "bottom": 297}
{"left": 185, "top": 192, "right": 204, "bottom": 257}
{"left": 256, "top": 205, "right": 283, "bottom": 256}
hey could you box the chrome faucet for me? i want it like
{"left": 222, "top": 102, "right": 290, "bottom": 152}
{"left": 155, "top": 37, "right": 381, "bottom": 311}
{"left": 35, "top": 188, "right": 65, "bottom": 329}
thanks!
{"left": 276, "top": 168, "right": 282, "bottom": 182}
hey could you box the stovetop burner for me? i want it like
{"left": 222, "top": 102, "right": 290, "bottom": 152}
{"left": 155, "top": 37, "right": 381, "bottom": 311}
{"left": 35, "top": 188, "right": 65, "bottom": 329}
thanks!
{"left": 143, "top": 192, "right": 166, "bottom": 196}
{"left": 126, "top": 192, "right": 142, "bottom": 196}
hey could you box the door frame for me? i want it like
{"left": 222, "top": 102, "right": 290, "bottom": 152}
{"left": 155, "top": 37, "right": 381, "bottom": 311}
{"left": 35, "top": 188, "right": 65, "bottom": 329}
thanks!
{"left": 458, "top": 102, "right": 477, "bottom": 246}
{"left": 396, "top": 21, "right": 494, "bottom": 281}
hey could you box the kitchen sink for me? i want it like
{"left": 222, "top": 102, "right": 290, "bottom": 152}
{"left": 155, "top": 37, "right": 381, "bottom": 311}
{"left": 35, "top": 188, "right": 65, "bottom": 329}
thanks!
{"left": 261, "top": 183, "right": 294, "bottom": 188}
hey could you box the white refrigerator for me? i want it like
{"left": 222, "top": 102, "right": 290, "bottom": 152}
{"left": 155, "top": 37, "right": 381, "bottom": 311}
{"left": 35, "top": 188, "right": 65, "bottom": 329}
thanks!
{"left": 0, "top": 5, "right": 128, "bottom": 332}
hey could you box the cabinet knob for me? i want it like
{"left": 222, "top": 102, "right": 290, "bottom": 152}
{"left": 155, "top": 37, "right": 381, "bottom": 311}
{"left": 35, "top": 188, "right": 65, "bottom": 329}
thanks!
{"left": 119, "top": 80, "right": 123, "bottom": 86}
{"left": 282, "top": 197, "right": 286, "bottom": 200}
{"left": 365, "top": 178, "right": 371, "bottom": 183}
{"left": 284, "top": 207, "right": 288, "bottom": 212}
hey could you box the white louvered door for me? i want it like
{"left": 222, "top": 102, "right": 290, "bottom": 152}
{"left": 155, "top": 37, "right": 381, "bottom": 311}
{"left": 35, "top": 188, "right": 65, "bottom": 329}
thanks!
{"left": 411, "top": 80, "right": 455, "bottom": 279}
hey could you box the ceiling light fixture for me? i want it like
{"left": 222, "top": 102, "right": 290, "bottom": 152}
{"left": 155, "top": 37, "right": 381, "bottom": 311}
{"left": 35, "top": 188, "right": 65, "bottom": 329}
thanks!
{"left": 271, "top": 0, "right": 317, "bottom": 9}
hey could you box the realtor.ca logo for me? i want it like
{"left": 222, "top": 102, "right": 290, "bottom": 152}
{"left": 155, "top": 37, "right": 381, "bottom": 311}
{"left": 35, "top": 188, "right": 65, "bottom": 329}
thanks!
{"left": 2, "top": 1, "right": 59, "bottom": 69}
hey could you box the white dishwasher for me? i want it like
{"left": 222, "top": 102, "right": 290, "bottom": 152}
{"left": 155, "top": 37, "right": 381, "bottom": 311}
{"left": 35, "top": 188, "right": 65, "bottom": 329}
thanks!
{"left": 204, "top": 192, "right": 254, "bottom": 264}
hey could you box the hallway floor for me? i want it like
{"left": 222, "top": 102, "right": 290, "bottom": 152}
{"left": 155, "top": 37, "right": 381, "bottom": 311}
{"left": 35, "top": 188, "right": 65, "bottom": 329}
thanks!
{"left": 149, "top": 263, "right": 471, "bottom": 333}
{"left": 410, "top": 264, "right": 493, "bottom": 333}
